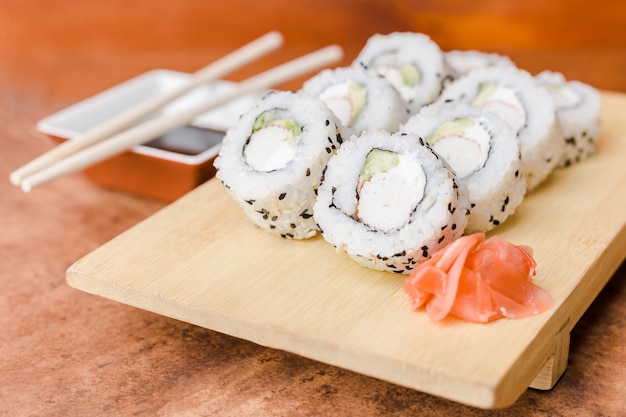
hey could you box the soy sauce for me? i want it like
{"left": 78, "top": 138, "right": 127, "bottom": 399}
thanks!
{"left": 145, "top": 126, "right": 226, "bottom": 156}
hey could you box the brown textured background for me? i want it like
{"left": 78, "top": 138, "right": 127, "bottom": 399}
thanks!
{"left": 1, "top": 0, "right": 625, "bottom": 415}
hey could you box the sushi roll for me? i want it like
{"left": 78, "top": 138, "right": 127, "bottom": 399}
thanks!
{"left": 444, "top": 50, "right": 517, "bottom": 78}
{"left": 313, "top": 130, "right": 469, "bottom": 274}
{"left": 400, "top": 101, "right": 526, "bottom": 233}
{"left": 352, "top": 32, "right": 451, "bottom": 113}
{"left": 300, "top": 65, "right": 410, "bottom": 135}
{"left": 535, "top": 70, "right": 602, "bottom": 167}
{"left": 436, "top": 66, "right": 563, "bottom": 191}
{"left": 214, "top": 91, "right": 348, "bottom": 239}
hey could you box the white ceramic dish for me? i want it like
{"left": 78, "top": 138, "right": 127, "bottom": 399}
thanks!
{"left": 37, "top": 69, "right": 263, "bottom": 165}
{"left": 35, "top": 69, "right": 264, "bottom": 201}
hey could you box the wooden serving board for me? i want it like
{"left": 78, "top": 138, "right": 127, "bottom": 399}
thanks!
{"left": 67, "top": 91, "right": 626, "bottom": 409}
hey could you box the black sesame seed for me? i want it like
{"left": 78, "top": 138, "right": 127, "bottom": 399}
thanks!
{"left": 306, "top": 168, "right": 311, "bottom": 176}
{"left": 278, "top": 193, "right": 286, "bottom": 200}
{"left": 325, "top": 119, "right": 330, "bottom": 126}
{"left": 438, "top": 235, "right": 445, "bottom": 244}
{"left": 451, "top": 223, "right": 457, "bottom": 230}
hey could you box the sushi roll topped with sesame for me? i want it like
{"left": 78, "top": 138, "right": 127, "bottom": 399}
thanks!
{"left": 444, "top": 50, "right": 517, "bottom": 78}
{"left": 436, "top": 66, "right": 564, "bottom": 191}
{"left": 215, "top": 90, "right": 349, "bottom": 239}
{"left": 535, "top": 70, "right": 601, "bottom": 167}
{"left": 301, "top": 65, "right": 410, "bottom": 135}
{"left": 401, "top": 101, "right": 526, "bottom": 233}
{"left": 352, "top": 32, "right": 452, "bottom": 114}
{"left": 313, "top": 130, "right": 469, "bottom": 273}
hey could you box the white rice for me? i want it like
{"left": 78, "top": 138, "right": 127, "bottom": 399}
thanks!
{"left": 353, "top": 32, "right": 451, "bottom": 114}
{"left": 535, "top": 70, "right": 602, "bottom": 167}
{"left": 313, "top": 130, "right": 469, "bottom": 274}
{"left": 401, "top": 101, "right": 526, "bottom": 233}
{"left": 435, "top": 66, "right": 563, "bottom": 191}
{"left": 300, "top": 65, "right": 410, "bottom": 135}
{"left": 215, "top": 90, "right": 349, "bottom": 239}
{"left": 444, "top": 50, "right": 517, "bottom": 78}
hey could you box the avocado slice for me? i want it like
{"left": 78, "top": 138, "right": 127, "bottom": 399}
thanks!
{"left": 348, "top": 83, "right": 367, "bottom": 125}
{"left": 252, "top": 109, "right": 303, "bottom": 145}
{"left": 472, "top": 83, "right": 498, "bottom": 106}
{"left": 425, "top": 118, "right": 475, "bottom": 146}
{"left": 399, "top": 64, "right": 421, "bottom": 87}
{"left": 359, "top": 148, "right": 399, "bottom": 183}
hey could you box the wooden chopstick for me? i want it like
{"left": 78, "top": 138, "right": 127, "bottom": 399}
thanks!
{"left": 9, "top": 31, "right": 284, "bottom": 187}
{"left": 18, "top": 45, "right": 344, "bottom": 192}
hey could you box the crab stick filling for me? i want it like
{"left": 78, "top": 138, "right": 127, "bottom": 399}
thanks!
{"left": 472, "top": 83, "right": 526, "bottom": 133}
{"left": 243, "top": 109, "right": 303, "bottom": 172}
{"left": 425, "top": 117, "right": 491, "bottom": 178}
{"left": 318, "top": 82, "right": 366, "bottom": 128}
{"left": 355, "top": 148, "right": 426, "bottom": 232}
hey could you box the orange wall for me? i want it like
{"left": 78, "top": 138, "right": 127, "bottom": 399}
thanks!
{"left": 1, "top": 0, "right": 625, "bottom": 96}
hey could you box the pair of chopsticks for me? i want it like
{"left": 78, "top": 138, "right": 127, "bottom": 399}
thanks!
{"left": 10, "top": 31, "right": 343, "bottom": 192}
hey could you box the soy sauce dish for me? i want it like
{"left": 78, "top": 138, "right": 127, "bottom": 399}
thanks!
{"left": 36, "top": 69, "right": 263, "bottom": 201}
